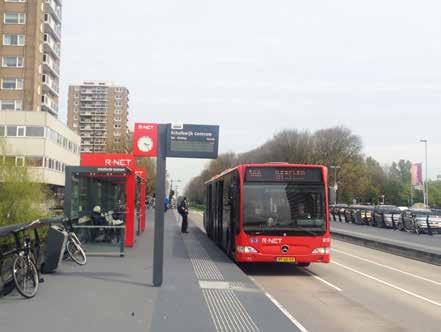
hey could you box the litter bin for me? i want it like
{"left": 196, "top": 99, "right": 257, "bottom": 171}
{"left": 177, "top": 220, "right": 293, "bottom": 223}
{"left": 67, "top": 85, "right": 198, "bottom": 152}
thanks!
{"left": 41, "top": 225, "right": 68, "bottom": 273}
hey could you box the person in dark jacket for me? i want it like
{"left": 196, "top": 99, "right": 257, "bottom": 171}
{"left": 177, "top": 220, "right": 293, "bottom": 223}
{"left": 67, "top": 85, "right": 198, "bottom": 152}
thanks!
{"left": 178, "top": 197, "right": 189, "bottom": 233}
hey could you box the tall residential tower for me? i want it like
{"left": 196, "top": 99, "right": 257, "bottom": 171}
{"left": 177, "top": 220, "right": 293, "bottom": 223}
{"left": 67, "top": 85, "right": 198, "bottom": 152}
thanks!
{"left": 67, "top": 82, "right": 130, "bottom": 153}
{"left": 0, "top": 0, "right": 62, "bottom": 116}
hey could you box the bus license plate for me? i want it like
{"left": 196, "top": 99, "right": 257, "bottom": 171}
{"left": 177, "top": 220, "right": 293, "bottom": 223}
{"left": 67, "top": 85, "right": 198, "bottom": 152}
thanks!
{"left": 276, "top": 257, "right": 296, "bottom": 263}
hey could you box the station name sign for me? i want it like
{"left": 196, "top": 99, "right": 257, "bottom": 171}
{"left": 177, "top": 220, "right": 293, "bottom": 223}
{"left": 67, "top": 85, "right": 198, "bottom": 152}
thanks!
{"left": 245, "top": 167, "right": 322, "bottom": 183}
{"left": 166, "top": 124, "right": 219, "bottom": 159}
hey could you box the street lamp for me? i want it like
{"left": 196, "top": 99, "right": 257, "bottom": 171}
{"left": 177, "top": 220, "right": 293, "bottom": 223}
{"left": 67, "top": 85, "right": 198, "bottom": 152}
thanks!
{"left": 420, "top": 139, "right": 428, "bottom": 207}
{"left": 329, "top": 165, "right": 341, "bottom": 205}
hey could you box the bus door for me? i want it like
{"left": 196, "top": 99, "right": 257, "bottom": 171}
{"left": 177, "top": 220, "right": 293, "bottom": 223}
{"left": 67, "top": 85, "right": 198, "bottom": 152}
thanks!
{"left": 227, "top": 174, "right": 240, "bottom": 255}
{"left": 216, "top": 181, "right": 224, "bottom": 244}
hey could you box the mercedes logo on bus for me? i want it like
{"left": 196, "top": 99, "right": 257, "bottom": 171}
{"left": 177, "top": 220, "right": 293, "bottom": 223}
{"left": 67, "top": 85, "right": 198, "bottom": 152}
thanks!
{"left": 281, "top": 245, "right": 289, "bottom": 254}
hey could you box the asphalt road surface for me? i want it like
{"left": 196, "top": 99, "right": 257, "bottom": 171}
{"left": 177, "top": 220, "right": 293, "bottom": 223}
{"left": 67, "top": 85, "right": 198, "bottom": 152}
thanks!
{"left": 189, "top": 211, "right": 441, "bottom": 332}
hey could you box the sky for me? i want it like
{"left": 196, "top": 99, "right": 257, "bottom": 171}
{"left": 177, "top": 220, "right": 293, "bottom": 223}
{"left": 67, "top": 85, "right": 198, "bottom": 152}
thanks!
{"left": 60, "top": 0, "right": 441, "bottom": 190}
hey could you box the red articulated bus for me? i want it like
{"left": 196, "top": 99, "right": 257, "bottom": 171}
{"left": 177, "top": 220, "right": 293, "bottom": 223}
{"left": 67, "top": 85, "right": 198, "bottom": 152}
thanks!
{"left": 204, "top": 163, "right": 330, "bottom": 266}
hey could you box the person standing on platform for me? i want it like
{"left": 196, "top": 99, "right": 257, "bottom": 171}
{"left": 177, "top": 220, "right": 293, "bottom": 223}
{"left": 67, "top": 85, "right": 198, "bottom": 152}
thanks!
{"left": 178, "top": 197, "right": 189, "bottom": 233}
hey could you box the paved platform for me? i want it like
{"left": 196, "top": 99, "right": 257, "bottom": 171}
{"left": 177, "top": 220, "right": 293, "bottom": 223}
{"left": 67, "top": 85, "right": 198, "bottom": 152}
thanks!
{"left": 1, "top": 210, "right": 300, "bottom": 332}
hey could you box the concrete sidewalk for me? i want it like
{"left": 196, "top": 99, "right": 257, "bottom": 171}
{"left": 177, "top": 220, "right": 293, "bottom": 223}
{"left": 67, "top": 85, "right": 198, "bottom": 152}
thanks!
{"left": 0, "top": 213, "right": 159, "bottom": 332}
{"left": 1, "top": 210, "right": 300, "bottom": 332}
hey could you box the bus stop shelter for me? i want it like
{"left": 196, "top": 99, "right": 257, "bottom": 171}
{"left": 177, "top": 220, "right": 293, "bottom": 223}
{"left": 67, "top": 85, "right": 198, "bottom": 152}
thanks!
{"left": 63, "top": 153, "right": 146, "bottom": 247}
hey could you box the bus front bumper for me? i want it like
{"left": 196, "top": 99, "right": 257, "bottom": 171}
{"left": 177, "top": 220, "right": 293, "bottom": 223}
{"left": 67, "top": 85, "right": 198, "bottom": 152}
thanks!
{"left": 235, "top": 252, "right": 330, "bottom": 264}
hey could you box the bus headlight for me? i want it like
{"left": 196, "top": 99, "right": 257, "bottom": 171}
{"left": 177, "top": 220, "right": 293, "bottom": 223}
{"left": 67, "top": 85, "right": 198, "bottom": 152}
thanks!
{"left": 237, "top": 246, "right": 258, "bottom": 253}
{"left": 312, "top": 247, "right": 330, "bottom": 255}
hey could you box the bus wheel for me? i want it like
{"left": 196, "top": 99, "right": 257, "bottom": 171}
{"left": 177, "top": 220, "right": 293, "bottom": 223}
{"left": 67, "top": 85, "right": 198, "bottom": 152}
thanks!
{"left": 297, "top": 262, "right": 310, "bottom": 267}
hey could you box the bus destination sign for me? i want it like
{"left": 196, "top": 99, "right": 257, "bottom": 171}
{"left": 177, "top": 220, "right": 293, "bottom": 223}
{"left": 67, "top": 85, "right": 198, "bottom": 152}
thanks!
{"left": 166, "top": 124, "right": 219, "bottom": 159}
{"left": 245, "top": 167, "right": 322, "bottom": 183}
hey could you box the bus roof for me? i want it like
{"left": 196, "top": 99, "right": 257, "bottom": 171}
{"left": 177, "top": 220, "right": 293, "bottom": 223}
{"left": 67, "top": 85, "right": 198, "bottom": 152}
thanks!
{"left": 205, "top": 163, "right": 326, "bottom": 184}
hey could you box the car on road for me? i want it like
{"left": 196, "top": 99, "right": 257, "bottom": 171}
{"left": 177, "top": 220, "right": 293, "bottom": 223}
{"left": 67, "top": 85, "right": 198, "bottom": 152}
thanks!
{"left": 399, "top": 209, "right": 441, "bottom": 235}
{"left": 372, "top": 205, "right": 402, "bottom": 228}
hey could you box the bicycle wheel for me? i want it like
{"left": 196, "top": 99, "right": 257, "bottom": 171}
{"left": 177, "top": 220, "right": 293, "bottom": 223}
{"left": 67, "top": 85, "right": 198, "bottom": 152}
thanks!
{"left": 66, "top": 238, "right": 87, "bottom": 265}
{"left": 12, "top": 255, "right": 39, "bottom": 299}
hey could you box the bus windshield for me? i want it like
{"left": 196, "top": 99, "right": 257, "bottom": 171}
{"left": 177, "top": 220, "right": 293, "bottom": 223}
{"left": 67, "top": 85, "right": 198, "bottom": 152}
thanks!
{"left": 244, "top": 183, "right": 325, "bottom": 233}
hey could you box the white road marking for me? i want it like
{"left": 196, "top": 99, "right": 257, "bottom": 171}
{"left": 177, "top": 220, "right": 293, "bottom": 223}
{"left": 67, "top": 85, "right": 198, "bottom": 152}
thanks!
{"left": 333, "top": 261, "right": 441, "bottom": 307}
{"left": 249, "top": 276, "right": 309, "bottom": 332}
{"left": 333, "top": 248, "right": 441, "bottom": 286}
{"left": 301, "top": 268, "right": 343, "bottom": 292}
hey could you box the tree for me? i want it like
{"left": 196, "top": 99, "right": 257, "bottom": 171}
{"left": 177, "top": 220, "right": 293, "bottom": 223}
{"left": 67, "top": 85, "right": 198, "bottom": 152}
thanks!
{"left": 0, "top": 139, "right": 47, "bottom": 226}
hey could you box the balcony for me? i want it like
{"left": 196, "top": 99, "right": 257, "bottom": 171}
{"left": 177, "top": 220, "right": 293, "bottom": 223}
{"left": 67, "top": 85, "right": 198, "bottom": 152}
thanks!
{"left": 42, "top": 74, "right": 59, "bottom": 96}
{"left": 43, "top": 53, "right": 60, "bottom": 77}
{"left": 44, "top": 13, "right": 62, "bottom": 41}
{"left": 45, "top": 0, "right": 62, "bottom": 22}
{"left": 43, "top": 33, "right": 61, "bottom": 59}
{"left": 41, "top": 94, "right": 58, "bottom": 115}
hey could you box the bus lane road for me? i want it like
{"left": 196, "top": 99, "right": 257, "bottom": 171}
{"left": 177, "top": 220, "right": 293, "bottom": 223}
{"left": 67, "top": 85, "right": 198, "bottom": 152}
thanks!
{"left": 189, "top": 211, "right": 441, "bottom": 332}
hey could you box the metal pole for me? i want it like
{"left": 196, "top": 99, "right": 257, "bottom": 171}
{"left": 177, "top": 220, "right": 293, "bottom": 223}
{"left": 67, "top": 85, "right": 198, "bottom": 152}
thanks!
{"left": 330, "top": 166, "right": 340, "bottom": 205}
{"left": 425, "top": 141, "right": 429, "bottom": 207}
{"left": 153, "top": 124, "right": 167, "bottom": 287}
{"left": 420, "top": 139, "right": 428, "bottom": 207}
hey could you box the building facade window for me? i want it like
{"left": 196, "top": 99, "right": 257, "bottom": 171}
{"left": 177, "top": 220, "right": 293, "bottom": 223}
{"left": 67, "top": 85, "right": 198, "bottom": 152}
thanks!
{"left": 4, "top": 13, "right": 26, "bottom": 24}
{"left": 26, "top": 126, "right": 45, "bottom": 137}
{"left": 17, "top": 126, "right": 25, "bottom": 137}
{"left": 3, "top": 34, "right": 25, "bottom": 46}
{"left": 1, "top": 100, "right": 22, "bottom": 111}
{"left": 26, "top": 156, "right": 44, "bottom": 167}
{"left": 1, "top": 78, "right": 24, "bottom": 90}
{"left": 2, "top": 56, "right": 24, "bottom": 68}
{"left": 15, "top": 156, "right": 25, "bottom": 167}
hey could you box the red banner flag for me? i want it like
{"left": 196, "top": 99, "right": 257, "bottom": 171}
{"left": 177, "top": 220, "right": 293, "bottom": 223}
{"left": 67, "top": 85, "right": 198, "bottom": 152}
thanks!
{"left": 411, "top": 163, "right": 423, "bottom": 188}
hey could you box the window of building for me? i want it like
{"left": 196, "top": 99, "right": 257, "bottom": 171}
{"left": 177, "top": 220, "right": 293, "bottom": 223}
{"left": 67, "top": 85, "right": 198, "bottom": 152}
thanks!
{"left": 114, "top": 117, "right": 121, "bottom": 122}
{"left": 3, "top": 34, "right": 25, "bottom": 46}
{"left": 114, "top": 131, "right": 121, "bottom": 137}
{"left": 2, "top": 56, "right": 24, "bottom": 68}
{"left": 17, "top": 126, "right": 25, "bottom": 137}
{"left": 63, "top": 137, "right": 68, "bottom": 148}
{"left": 15, "top": 156, "right": 25, "bottom": 167}
{"left": 114, "top": 124, "right": 121, "bottom": 129}
{"left": 1, "top": 100, "right": 22, "bottom": 111}
{"left": 74, "top": 116, "right": 78, "bottom": 120}
{"left": 57, "top": 133, "right": 62, "bottom": 145}
{"left": 1, "top": 78, "right": 24, "bottom": 90}
{"left": 0, "top": 126, "right": 4, "bottom": 136}
{"left": 26, "top": 126, "right": 45, "bottom": 137}
{"left": 6, "top": 126, "right": 17, "bottom": 136}
{"left": 73, "top": 123, "right": 78, "bottom": 128}
{"left": 26, "top": 156, "right": 44, "bottom": 167}
{"left": 114, "top": 109, "right": 122, "bottom": 114}
{"left": 4, "top": 13, "right": 26, "bottom": 24}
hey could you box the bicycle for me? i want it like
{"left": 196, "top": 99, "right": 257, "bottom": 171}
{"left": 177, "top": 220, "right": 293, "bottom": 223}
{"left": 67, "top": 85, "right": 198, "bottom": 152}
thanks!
{"left": 61, "top": 219, "right": 87, "bottom": 266}
{"left": 12, "top": 236, "right": 40, "bottom": 298}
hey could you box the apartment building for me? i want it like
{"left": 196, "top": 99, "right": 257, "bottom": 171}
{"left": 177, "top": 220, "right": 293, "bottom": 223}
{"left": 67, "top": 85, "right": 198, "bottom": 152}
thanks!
{"left": 67, "top": 82, "right": 130, "bottom": 153}
{"left": 0, "top": 0, "right": 62, "bottom": 116}
{"left": 0, "top": 111, "right": 80, "bottom": 187}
